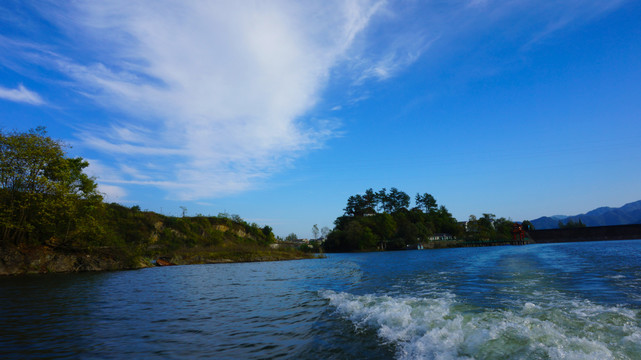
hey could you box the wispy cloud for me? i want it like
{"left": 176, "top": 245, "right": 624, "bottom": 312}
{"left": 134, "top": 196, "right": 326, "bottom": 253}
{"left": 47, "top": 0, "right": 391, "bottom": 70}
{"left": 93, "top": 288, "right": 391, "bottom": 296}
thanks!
{"left": 34, "top": 1, "right": 400, "bottom": 200}
{"left": 97, "top": 184, "right": 128, "bottom": 203}
{"left": 519, "top": 0, "right": 628, "bottom": 49}
{"left": 2, "top": 0, "right": 627, "bottom": 202}
{"left": 0, "top": 84, "right": 44, "bottom": 105}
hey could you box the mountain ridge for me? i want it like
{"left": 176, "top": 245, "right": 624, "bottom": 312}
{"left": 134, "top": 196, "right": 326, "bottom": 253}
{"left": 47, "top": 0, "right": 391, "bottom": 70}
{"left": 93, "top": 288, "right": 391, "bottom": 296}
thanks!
{"left": 530, "top": 200, "right": 641, "bottom": 230}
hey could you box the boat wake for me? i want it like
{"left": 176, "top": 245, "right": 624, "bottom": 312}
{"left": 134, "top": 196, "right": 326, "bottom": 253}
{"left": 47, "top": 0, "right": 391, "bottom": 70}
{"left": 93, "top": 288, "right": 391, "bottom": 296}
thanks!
{"left": 322, "top": 290, "right": 641, "bottom": 360}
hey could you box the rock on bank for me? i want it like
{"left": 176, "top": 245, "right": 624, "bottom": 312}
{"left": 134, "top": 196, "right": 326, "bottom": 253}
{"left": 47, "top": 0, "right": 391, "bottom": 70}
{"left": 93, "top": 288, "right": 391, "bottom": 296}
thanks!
{"left": 0, "top": 246, "right": 151, "bottom": 275}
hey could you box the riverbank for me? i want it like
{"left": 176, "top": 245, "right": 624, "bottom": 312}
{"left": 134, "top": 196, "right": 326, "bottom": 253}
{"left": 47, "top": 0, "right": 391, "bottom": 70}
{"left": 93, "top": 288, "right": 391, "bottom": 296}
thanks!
{"left": 0, "top": 246, "right": 149, "bottom": 275}
{"left": 159, "top": 245, "right": 320, "bottom": 266}
{"left": 1, "top": 199, "right": 321, "bottom": 275}
{"left": 0, "top": 245, "right": 319, "bottom": 276}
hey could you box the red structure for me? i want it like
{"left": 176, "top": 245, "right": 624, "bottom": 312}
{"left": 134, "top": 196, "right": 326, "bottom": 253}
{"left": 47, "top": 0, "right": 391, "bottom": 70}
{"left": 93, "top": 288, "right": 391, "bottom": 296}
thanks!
{"left": 512, "top": 222, "right": 525, "bottom": 241}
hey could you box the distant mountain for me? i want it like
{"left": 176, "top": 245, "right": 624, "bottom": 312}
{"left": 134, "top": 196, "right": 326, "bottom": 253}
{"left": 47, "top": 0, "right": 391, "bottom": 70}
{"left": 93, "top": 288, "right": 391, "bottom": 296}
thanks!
{"left": 530, "top": 200, "right": 641, "bottom": 230}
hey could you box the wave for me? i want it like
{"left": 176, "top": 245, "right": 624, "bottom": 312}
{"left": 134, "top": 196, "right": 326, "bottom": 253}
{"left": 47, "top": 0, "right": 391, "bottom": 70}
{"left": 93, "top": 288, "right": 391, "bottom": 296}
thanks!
{"left": 322, "top": 290, "right": 641, "bottom": 360}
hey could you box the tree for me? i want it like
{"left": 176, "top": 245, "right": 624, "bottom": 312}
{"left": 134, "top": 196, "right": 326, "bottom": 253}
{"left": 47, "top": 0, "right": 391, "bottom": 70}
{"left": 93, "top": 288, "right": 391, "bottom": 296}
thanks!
{"left": 344, "top": 221, "right": 377, "bottom": 250}
{"left": 363, "top": 188, "right": 377, "bottom": 214}
{"left": 344, "top": 194, "right": 367, "bottom": 216}
{"left": 377, "top": 188, "right": 391, "bottom": 213}
{"left": 433, "top": 205, "right": 462, "bottom": 237}
{"left": 395, "top": 214, "right": 418, "bottom": 246}
{"left": 416, "top": 193, "right": 437, "bottom": 213}
{"left": 559, "top": 219, "right": 586, "bottom": 228}
{"left": 388, "top": 188, "right": 410, "bottom": 213}
{"left": 493, "top": 217, "right": 513, "bottom": 240}
{"left": 376, "top": 187, "right": 410, "bottom": 214}
{"left": 261, "top": 225, "right": 275, "bottom": 242}
{"left": 0, "top": 127, "right": 102, "bottom": 247}
{"left": 285, "top": 233, "right": 298, "bottom": 242}
{"left": 321, "top": 226, "right": 330, "bottom": 239}
{"left": 373, "top": 213, "right": 396, "bottom": 243}
{"left": 312, "top": 224, "right": 320, "bottom": 239}
{"left": 466, "top": 215, "right": 479, "bottom": 237}
{"left": 477, "top": 213, "right": 496, "bottom": 240}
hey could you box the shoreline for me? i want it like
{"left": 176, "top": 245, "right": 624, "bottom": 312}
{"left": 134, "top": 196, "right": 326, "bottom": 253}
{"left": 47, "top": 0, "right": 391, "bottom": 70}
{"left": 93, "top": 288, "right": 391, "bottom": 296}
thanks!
{"left": 0, "top": 245, "right": 319, "bottom": 276}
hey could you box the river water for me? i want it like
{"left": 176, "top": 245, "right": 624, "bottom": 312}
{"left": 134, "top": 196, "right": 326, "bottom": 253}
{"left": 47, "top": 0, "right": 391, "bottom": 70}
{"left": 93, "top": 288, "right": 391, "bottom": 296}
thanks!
{"left": 1, "top": 240, "right": 641, "bottom": 359}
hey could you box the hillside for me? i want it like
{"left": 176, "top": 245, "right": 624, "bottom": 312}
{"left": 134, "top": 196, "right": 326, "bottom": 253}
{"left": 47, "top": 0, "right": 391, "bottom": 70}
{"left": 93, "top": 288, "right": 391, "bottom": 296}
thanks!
{"left": 0, "top": 129, "right": 314, "bottom": 275}
{"left": 530, "top": 200, "right": 641, "bottom": 230}
{"left": 0, "top": 203, "right": 314, "bottom": 275}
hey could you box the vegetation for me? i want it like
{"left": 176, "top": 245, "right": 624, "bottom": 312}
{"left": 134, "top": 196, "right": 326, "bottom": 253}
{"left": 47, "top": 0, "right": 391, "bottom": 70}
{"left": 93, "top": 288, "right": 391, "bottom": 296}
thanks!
{"left": 464, "top": 213, "right": 514, "bottom": 240}
{"left": 93, "top": 204, "right": 288, "bottom": 262}
{"left": 559, "top": 218, "right": 587, "bottom": 228}
{"left": 324, "top": 188, "right": 463, "bottom": 252}
{"left": 0, "top": 127, "right": 102, "bottom": 248}
{"left": 522, "top": 220, "right": 535, "bottom": 231}
{"left": 0, "top": 128, "right": 313, "bottom": 273}
{"left": 324, "top": 189, "right": 533, "bottom": 252}
{"left": 0, "top": 127, "right": 544, "bottom": 269}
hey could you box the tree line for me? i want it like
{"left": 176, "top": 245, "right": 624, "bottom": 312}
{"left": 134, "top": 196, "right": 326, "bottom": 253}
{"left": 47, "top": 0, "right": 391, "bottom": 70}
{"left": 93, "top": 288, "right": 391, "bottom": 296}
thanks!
{"left": 324, "top": 188, "right": 462, "bottom": 251}
{"left": 464, "top": 214, "right": 532, "bottom": 241}
{"left": 324, "top": 188, "right": 535, "bottom": 252}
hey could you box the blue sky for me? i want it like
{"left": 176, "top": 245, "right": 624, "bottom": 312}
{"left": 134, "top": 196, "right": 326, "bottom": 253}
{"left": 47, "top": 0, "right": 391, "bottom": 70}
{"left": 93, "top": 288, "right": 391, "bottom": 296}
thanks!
{"left": 1, "top": 0, "right": 640, "bottom": 238}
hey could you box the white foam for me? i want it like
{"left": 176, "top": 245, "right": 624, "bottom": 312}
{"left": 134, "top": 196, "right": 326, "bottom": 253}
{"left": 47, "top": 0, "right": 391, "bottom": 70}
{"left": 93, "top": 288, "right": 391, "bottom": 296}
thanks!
{"left": 607, "top": 274, "right": 626, "bottom": 279}
{"left": 322, "top": 290, "right": 641, "bottom": 360}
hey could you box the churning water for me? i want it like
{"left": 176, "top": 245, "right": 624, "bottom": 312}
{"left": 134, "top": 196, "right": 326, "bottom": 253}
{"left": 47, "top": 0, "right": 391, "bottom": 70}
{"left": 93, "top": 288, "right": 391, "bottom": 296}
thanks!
{"left": 1, "top": 240, "right": 641, "bottom": 359}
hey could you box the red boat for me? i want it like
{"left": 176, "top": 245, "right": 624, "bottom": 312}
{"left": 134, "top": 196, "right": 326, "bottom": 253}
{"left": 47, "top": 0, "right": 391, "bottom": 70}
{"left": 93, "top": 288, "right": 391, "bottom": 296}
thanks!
{"left": 156, "top": 258, "right": 176, "bottom": 266}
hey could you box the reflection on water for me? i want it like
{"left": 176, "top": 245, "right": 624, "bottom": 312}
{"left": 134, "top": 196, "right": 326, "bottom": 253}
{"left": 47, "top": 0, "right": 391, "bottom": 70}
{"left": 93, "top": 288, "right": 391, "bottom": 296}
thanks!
{"left": 1, "top": 240, "right": 641, "bottom": 359}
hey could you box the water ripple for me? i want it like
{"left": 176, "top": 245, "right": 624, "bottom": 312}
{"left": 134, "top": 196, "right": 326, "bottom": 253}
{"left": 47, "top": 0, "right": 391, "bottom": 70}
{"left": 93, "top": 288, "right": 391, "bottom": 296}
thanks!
{"left": 1, "top": 241, "right": 640, "bottom": 359}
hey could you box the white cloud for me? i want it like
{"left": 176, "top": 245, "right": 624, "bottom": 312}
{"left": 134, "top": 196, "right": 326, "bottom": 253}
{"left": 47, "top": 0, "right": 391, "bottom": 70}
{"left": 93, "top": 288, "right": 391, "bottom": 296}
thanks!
{"left": 6, "top": 0, "right": 624, "bottom": 202}
{"left": 0, "top": 84, "right": 44, "bottom": 105}
{"left": 38, "top": 0, "right": 401, "bottom": 200}
{"left": 97, "top": 184, "right": 127, "bottom": 203}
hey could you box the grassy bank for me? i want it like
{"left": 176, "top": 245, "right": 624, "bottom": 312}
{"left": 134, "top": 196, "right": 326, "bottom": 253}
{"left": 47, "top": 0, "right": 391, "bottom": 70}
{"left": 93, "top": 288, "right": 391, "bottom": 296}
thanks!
{"left": 0, "top": 203, "right": 317, "bottom": 275}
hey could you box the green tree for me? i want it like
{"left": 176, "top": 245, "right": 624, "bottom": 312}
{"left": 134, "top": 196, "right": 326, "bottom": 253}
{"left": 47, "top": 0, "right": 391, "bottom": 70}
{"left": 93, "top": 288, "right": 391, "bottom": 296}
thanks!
{"left": 344, "top": 194, "right": 368, "bottom": 216}
{"left": 377, "top": 188, "right": 391, "bottom": 213}
{"left": 395, "top": 213, "right": 418, "bottom": 246}
{"left": 344, "top": 221, "right": 377, "bottom": 250}
{"left": 323, "top": 229, "right": 344, "bottom": 251}
{"left": 375, "top": 187, "right": 410, "bottom": 214}
{"left": 416, "top": 193, "right": 437, "bottom": 213}
{"left": 493, "top": 217, "right": 513, "bottom": 240}
{"left": 521, "top": 220, "right": 534, "bottom": 231}
{"left": 0, "top": 127, "right": 102, "bottom": 247}
{"left": 363, "top": 188, "right": 378, "bottom": 214}
{"left": 312, "top": 224, "right": 320, "bottom": 239}
{"left": 559, "top": 219, "right": 586, "bottom": 228}
{"left": 477, "top": 213, "right": 496, "bottom": 240}
{"left": 388, "top": 188, "right": 410, "bottom": 213}
{"left": 373, "top": 213, "right": 396, "bottom": 241}
{"left": 433, "top": 206, "right": 461, "bottom": 237}
{"left": 285, "top": 233, "right": 298, "bottom": 242}
{"left": 261, "top": 225, "right": 275, "bottom": 242}
{"left": 466, "top": 215, "right": 479, "bottom": 238}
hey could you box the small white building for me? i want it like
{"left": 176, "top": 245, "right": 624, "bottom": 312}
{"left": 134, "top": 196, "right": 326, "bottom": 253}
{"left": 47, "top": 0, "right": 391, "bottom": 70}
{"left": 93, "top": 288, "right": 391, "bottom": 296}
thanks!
{"left": 428, "top": 233, "right": 454, "bottom": 241}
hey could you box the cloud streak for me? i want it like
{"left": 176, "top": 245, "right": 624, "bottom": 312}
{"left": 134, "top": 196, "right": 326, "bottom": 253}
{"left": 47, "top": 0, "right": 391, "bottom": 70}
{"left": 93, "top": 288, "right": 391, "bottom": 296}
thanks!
{"left": 2, "top": 0, "right": 625, "bottom": 202}
{"left": 0, "top": 84, "right": 44, "bottom": 105}
{"left": 36, "top": 0, "right": 401, "bottom": 200}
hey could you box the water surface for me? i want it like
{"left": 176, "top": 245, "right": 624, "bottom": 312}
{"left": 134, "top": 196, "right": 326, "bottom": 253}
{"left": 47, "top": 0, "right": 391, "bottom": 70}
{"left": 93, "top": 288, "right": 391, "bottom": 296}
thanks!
{"left": 1, "top": 240, "right": 640, "bottom": 359}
